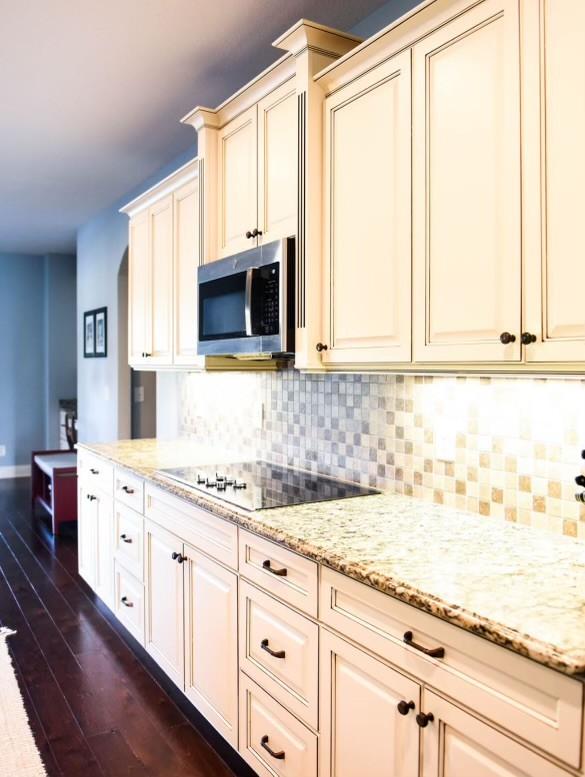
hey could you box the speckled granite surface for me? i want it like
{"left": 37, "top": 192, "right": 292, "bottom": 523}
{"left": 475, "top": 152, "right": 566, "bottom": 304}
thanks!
{"left": 79, "top": 439, "right": 585, "bottom": 677}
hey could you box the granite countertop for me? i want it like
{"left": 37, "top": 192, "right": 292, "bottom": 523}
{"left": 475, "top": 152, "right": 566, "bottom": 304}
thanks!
{"left": 79, "top": 438, "right": 585, "bottom": 678}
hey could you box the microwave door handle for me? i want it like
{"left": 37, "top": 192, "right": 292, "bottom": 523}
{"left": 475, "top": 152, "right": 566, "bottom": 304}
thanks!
{"left": 244, "top": 268, "right": 254, "bottom": 336}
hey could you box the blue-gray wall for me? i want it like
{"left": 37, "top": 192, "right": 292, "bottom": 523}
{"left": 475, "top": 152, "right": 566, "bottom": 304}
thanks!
{"left": 76, "top": 147, "right": 196, "bottom": 443}
{"left": 0, "top": 252, "right": 76, "bottom": 470}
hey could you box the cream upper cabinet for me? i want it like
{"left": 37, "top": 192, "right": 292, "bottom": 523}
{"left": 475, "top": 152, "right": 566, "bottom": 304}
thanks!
{"left": 217, "top": 106, "right": 258, "bottom": 258}
{"left": 122, "top": 159, "right": 203, "bottom": 370}
{"left": 320, "top": 629, "right": 420, "bottom": 777}
{"left": 148, "top": 195, "right": 174, "bottom": 365}
{"left": 522, "top": 0, "right": 585, "bottom": 363}
{"left": 184, "top": 545, "right": 238, "bottom": 747}
{"left": 128, "top": 210, "right": 150, "bottom": 367}
{"left": 173, "top": 178, "right": 203, "bottom": 366}
{"left": 323, "top": 51, "right": 411, "bottom": 365}
{"left": 144, "top": 520, "right": 185, "bottom": 688}
{"left": 421, "top": 690, "right": 568, "bottom": 777}
{"left": 257, "top": 80, "right": 297, "bottom": 245}
{"left": 412, "top": 0, "right": 522, "bottom": 363}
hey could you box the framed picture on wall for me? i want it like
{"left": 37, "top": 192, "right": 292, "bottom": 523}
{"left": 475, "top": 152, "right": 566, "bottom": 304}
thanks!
{"left": 83, "top": 311, "right": 95, "bottom": 357}
{"left": 94, "top": 307, "right": 107, "bottom": 357}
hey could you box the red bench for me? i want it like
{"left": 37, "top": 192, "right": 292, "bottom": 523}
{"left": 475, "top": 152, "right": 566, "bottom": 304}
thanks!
{"left": 31, "top": 450, "right": 78, "bottom": 535}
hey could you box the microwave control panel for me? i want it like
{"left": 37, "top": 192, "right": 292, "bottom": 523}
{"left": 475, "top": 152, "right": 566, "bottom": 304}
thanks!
{"left": 253, "top": 263, "right": 280, "bottom": 336}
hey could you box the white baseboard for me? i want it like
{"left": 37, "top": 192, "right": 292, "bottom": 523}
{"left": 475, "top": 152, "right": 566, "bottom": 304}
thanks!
{"left": 0, "top": 465, "right": 31, "bottom": 479}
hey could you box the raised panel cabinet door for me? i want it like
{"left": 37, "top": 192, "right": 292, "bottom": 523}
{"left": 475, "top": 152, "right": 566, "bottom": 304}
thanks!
{"left": 522, "top": 0, "right": 585, "bottom": 362}
{"left": 148, "top": 195, "right": 174, "bottom": 365}
{"left": 78, "top": 484, "right": 97, "bottom": 588}
{"left": 320, "top": 629, "right": 420, "bottom": 777}
{"left": 257, "top": 81, "right": 297, "bottom": 244}
{"left": 412, "top": 0, "right": 522, "bottom": 363}
{"left": 144, "top": 520, "right": 185, "bottom": 687}
{"left": 128, "top": 210, "right": 150, "bottom": 367}
{"left": 94, "top": 493, "right": 114, "bottom": 608}
{"left": 217, "top": 105, "right": 258, "bottom": 258}
{"left": 323, "top": 51, "right": 412, "bottom": 365}
{"left": 173, "top": 177, "right": 204, "bottom": 367}
{"left": 421, "top": 690, "right": 569, "bottom": 777}
{"left": 184, "top": 545, "right": 238, "bottom": 747}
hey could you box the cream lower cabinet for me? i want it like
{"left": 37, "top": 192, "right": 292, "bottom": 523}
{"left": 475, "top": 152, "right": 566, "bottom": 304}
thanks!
{"left": 320, "top": 628, "right": 420, "bottom": 777}
{"left": 421, "top": 690, "right": 569, "bottom": 777}
{"left": 145, "top": 520, "right": 185, "bottom": 687}
{"left": 322, "top": 51, "right": 411, "bottom": 365}
{"left": 184, "top": 546, "right": 238, "bottom": 747}
{"left": 144, "top": 515, "right": 239, "bottom": 746}
{"left": 78, "top": 483, "right": 113, "bottom": 607}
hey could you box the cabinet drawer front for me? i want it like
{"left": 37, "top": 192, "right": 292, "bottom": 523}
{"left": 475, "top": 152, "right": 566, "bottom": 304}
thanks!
{"left": 239, "top": 672, "right": 317, "bottom": 777}
{"left": 320, "top": 567, "right": 583, "bottom": 767}
{"left": 78, "top": 450, "right": 114, "bottom": 496}
{"left": 239, "top": 581, "right": 318, "bottom": 729}
{"left": 145, "top": 484, "right": 237, "bottom": 569}
{"left": 239, "top": 529, "right": 318, "bottom": 616}
{"left": 114, "top": 563, "right": 145, "bottom": 646}
{"left": 114, "top": 502, "right": 144, "bottom": 582}
{"left": 114, "top": 468, "right": 144, "bottom": 513}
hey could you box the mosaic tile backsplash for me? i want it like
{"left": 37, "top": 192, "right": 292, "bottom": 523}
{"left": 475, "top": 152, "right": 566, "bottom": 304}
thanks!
{"left": 171, "top": 370, "right": 585, "bottom": 538}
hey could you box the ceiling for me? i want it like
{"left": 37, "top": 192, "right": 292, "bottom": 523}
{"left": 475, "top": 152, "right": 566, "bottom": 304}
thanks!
{"left": 0, "top": 0, "right": 387, "bottom": 254}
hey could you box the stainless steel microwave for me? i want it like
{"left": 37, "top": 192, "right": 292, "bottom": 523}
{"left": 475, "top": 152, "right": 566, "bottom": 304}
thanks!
{"left": 197, "top": 237, "right": 295, "bottom": 358}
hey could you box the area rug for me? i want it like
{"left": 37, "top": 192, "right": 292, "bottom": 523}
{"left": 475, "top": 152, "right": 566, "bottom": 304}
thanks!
{"left": 0, "top": 628, "right": 47, "bottom": 777}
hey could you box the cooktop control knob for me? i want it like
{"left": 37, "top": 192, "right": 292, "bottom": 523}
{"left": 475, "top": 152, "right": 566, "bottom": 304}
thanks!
{"left": 205, "top": 479, "right": 217, "bottom": 488}
{"left": 196, "top": 475, "right": 205, "bottom": 484}
{"left": 233, "top": 481, "right": 247, "bottom": 490}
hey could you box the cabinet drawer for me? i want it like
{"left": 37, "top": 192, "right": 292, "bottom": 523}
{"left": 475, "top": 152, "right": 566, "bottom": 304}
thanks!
{"left": 114, "top": 468, "right": 144, "bottom": 513}
{"left": 239, "top": 529, "right": 318, "bottom": 617}
{"left": 113, "top": 502, "right": 144, "bottom": 581}
{"left": 239, "top": 580, "right": 318, "bottom": 729}
{"left": 114, "top": 562, "right": 145, "bottom": 645}
{"left": 145, "top": 484, "right": 237, "bottom": 569}
{"left": 239, "top": 672, "right": 317, "bottom": 777}
{"left": 78, "top": 450, "right": 113, "bottom": 496}
{"left": 320, "top": 567, "right": 583, "bottom": 768}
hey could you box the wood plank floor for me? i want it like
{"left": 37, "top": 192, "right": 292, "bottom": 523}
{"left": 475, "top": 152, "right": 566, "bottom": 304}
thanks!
{"left": 0, "top": 478, "right": 255, "bottom": 777}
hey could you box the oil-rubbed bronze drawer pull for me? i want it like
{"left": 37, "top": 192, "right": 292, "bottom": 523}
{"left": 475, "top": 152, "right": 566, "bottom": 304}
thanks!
{"left": 260, "top": 639, "right": 286, "bottom": 659}
{"left": 403, "top": 631, "right": 445, "bottom": 659}
{"left": 120, "top": 534, "right": 132, "bottom": 544}
{"left": 262, "top": 559, "right": 287, "bottom": 577}
{"left": 120, "top": 596, "right": 133, "bottom": 608}
{"left": 121, "top": 485, "right": 135, "bottom": 494}
{"left": 260, "top": 735, "right": 285, "bottom": 760}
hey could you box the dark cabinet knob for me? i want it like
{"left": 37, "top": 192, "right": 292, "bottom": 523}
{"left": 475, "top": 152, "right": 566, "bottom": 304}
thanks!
{"left": 120, "top": 534, "right": 132, "bottom": 544}
{"left": 575, "top": 475, "right": 585, "bottom": 488}
{"left": 499, "top": 332, "right": 516, "bottom": 344}
{"left": 120, "top": 596, "right": 133, "bottom": 608}
{"left": 89, "top": 468, "right": 99, "bottom": 475}
{"left": 521, "top": 332, "right": 537, "bottom": 345}
{"left": 121, "top": 485, "right": 134, "bottom": 494}
{"left": 397, "top": 700, "right": 415, "bottom": 716}
{"left": 251, "top": 228, "right": 262, "bottom": 238}
{"left": 316, "top": 342, "right": 328, "bottom": 353}
{"left": 416, "top": 712, "right": 434, "bottom": 728}
{"left": 86, "top": 494, "right": 97, "bottom": 502}
{"left": 171, "top": 552, "right": 186, "bottom": 564}
{"left": 245, "top": 230, "right": 253, "bottom": 239}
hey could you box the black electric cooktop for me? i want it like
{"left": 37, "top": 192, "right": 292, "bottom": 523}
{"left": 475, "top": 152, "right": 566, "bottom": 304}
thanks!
{"left": 158, "top": 460, "right": 379, "bottom": 512}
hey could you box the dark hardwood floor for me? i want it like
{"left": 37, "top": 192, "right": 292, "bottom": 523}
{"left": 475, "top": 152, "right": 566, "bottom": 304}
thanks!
{"left": 0, "top": 478, "right": 254, "bottom": 777}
